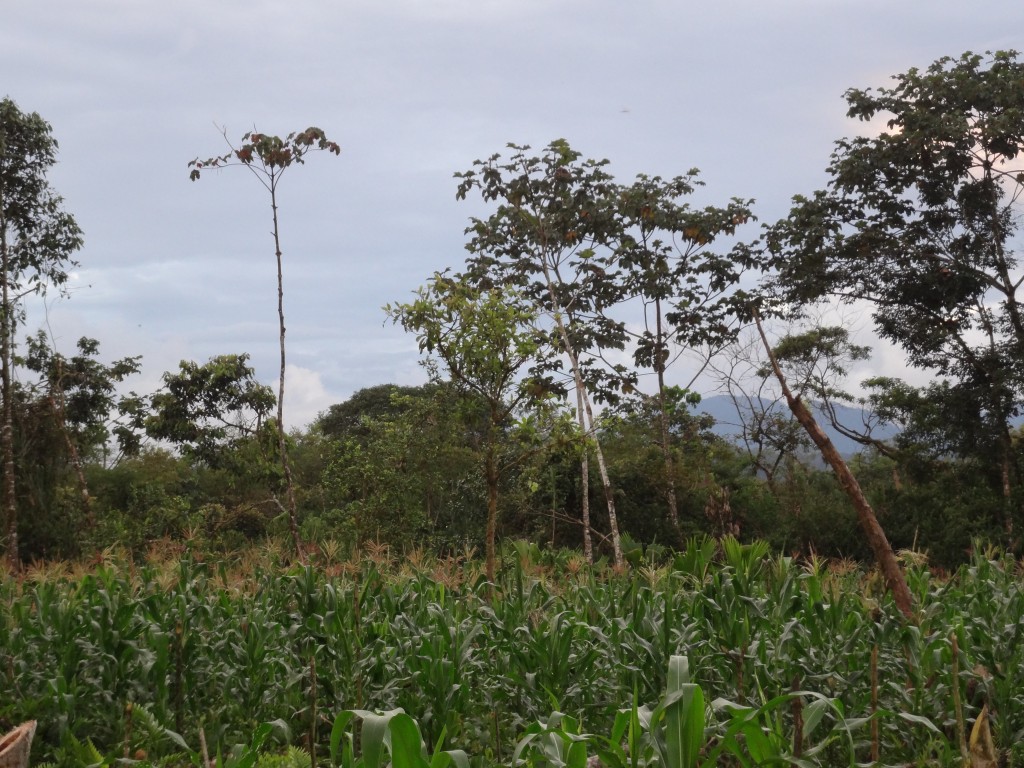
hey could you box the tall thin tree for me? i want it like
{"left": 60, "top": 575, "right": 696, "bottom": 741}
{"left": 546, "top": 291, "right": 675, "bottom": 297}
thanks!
{"left": 190, "top": 127, "right": 340, "bottom": 560}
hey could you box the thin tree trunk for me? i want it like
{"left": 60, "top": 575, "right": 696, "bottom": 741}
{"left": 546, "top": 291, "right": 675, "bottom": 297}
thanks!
{"left": 576, "top": 381, "right": 593, "bottom": 563}
{"left": 754, "top": 310, "right": 914, "bottom": 619}
{"left": 0, "top": 223, "right": 16, "bottom": 572}
{"left": 551, "top": 305, "right": 622, "bottom": 568}
{"left": 999, "top": 427, "right": 1014, "bottom": 541}
{"left": 535, "top": 244, "right": 622, "bottom": 567}
{"left": 654, "top": 298, "right": 681, "bottom": 541}
{"left": 485, "top": 442, "right": 499, "bottom": 588}
{"left": 45, "top": 357, "right": 92, "bottom": 527}
{"left": 269, "top": 185, "right": 304, "bottom": 562}
{"left": 48, "top": 391, "right": 93, "bottom": 527}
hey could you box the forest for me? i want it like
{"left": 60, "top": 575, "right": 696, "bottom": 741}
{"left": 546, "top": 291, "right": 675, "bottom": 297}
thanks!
{"left": 2, "top": 51, "right": 1024, "bottom": 767}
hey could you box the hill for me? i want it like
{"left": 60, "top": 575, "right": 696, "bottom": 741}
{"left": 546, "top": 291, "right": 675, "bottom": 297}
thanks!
{"left": 694, "top": 394, "right": 900, "bottom": 457}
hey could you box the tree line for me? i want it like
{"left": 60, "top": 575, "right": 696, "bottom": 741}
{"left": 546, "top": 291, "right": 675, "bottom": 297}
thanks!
{"left": 2, "top": 51, "right": 1023, "bottom": 584}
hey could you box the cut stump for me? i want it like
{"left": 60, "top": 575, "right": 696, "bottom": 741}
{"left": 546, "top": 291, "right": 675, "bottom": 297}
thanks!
{"left": 0, "top": 722, "right": 36, "bottom": 768}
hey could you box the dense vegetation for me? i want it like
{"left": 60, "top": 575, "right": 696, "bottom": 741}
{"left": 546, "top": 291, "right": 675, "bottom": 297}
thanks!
{"left": 10, "top": 375, "right": 1017, "bottom": 575}
{"left": 2, "top": 540, "right": 1021, "bottom": 766}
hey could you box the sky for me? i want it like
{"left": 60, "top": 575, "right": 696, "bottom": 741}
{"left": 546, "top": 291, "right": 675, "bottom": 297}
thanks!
{"left": 2, "top": 0, "right": 1023, "bottom": 429}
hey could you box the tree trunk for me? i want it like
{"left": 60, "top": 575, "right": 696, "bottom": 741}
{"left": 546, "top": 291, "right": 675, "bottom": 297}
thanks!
{"left": 269, "top": 185, "right": 304, "bottom": 562}
{"left": 754, "top": 311, "right": 914, "bottom": 619}
{"left": 485, "top": 443, "right": 499, "bottom": 588}
{"left": 560, "top": 319, "right": 621, "bottom": 568}
{"left": 540, "top": 259, "right": 622, "bottom": 568}
{"left": 0, "top": 223, "right": 16, "bottom": 572}
{"left": 576, "top": 381, "right": 593, "bottom": 563}
{"left": 48, "top": 392, "right": 93, "bottom": 528}
{"left": 999, "top": 427, "right": 1014, "bottom": 541}
{"left": 654, "top": 297, "right": 681, "bottom": 541}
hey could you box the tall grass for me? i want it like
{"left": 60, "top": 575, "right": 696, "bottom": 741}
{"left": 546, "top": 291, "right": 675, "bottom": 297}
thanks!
{"left": 1, "top": 536, "right": 1021, "bottom": 766}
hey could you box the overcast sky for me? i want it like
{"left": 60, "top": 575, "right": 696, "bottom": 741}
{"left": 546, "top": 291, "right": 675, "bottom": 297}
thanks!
{"left": 3, "top": 1, "right": 1022, "bottom": 428}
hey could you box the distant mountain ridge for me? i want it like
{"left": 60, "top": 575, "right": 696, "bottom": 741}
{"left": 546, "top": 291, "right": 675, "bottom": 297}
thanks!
{"left": 693, "top": 394, "right": 900, "bottom": 457}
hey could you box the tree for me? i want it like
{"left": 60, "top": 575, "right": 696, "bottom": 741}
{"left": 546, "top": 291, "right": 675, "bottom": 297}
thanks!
{"left": 709, "top": 330, "right": 814, "bottom": 490}
{"left": 613, "top": 172, "right": 755, "bottom": 539}
{"left": 601, "top": 387, "right": 722, "bottom": 542}
{"left": 146, "top": 354, "right": 276, "bottom": 472}
{"left": 456, "top": 140, "right": 630, "bottom": 566}
{"left": 20, "top": 332, "right": 143, "bottom": 522}
{"left": 767, "top": 50, "right": 1024, "bottom": 536}
{"left": 190, "top": 127, "right": 340, "bottom": 559}
{"left": 319, "top": 382, "right": 483, "bottom": 553}
{"left": 0, "top": 98, "right": 83, "bottom": 569}
{"left": 318, "top": 383, "right": 429, "bottom": 442}
{"left": 387, "top": 274, "right": 547, "bottom": 584}
{"left": 752, "top": 310, "right": 915, "bottom": 619}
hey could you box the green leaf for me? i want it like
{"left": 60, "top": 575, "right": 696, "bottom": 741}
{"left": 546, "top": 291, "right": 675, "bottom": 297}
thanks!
{"left": 330, "top": 711, "right": 357, "bottom": 766}
{"left": 388, "top": 714, "right": 429, "bottom": 768}
{"left": 896, "top": 711, "right": 942, "bottom": 733}
{"left": 356, "top": 709, "right": 402, "bottom": 768}
{"left": 662, "top": 656, "right": 705, "bottom": 768}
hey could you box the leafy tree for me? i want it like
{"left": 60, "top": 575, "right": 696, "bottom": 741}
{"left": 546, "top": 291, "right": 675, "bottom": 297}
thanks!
{"left": 17, "top": 332, "right": 143, "bottom": 534}
{"left": 767, "top": 50, "right": 1024, "bottom": 535}
{"left": 601, "top": 387, "right": 723, "bottom": 542}
{"left": 189, "top": 126, "right": 340, "bottom": 559}
{"left": 146, "top": 353, "right": 276, "bottom": 472}
{"left": 387, "top": 275, "right": 548, "bottom": 583}
{"left": 613, "top": 172, "right": 755, "bottom": 538}
{"left": 319, "top": 383, "right": 483, "bottom": 552}
{"left": 0, "top": 98, "right": 83, "bottom": 569}
{"left": 456, "top": 140, "right": 630, "bottom": 566}
{"left": 752, "top": 311, "right": 914, "bottom": 618}
{"left": 317, "top": 383, "right": 428, "bottom": 442}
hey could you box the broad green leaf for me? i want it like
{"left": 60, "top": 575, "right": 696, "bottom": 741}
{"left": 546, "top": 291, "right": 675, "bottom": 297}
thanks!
{"left": 358, "top": 710, "right": 402, "bottom": 768}
{"left": 565, "top": 739, "right": 590, "bottom": 768}
{"left": 388, "top": 713, "right": 429, "bottom": 768}
{"left": 801, "top": 698, "right": 830, "bottom": 740}
{"left": 897, "top": 711, "right": 942, "bottom": 733}
{"left": 662, "top": 656, "right": 705, "bottom": 768}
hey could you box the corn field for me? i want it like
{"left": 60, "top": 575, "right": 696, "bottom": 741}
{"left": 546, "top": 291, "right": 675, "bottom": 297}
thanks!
{"left": 2, "top": 537, "right": 1022, "bottom": 767}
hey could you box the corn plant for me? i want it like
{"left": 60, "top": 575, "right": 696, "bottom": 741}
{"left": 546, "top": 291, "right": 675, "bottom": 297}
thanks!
{"left": 4, "top": 540, "right": 1023, "bottom": 764}
{"left": 328, "top": 708, "right": 468, "bottom": 768}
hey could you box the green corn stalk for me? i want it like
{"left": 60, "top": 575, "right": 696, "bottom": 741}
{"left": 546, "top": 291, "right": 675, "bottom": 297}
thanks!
{"left": 328, "top": 709, "right": 469, "bottom": 768}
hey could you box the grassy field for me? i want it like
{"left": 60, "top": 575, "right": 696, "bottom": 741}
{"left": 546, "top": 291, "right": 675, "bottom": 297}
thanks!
{"left": 1, "top": 536, "right": 1021, "bottom": 767}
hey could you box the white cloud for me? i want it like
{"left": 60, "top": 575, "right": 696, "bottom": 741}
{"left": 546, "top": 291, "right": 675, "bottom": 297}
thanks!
{"left": 280, "top": 364, "right": 332, "bottom": 430}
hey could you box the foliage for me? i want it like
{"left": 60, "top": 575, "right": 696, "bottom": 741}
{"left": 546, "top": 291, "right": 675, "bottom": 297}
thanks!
{"left": 146, "top": 354, "right": 276, "bottom": 471}
{"left": 766, "top": 50, "right": 1024, "bottom": 524}
{"left": 614, "top": 172, "right": 757, "bottom": 371}
{"left": 0, "top": 98, "right": 82, "bottom": 305}
{"left": 387, "top": 275, "right": 553, "bottom": 582}
{"left": 21, "top": 331, "right": 145, "bottom": 461}
{"left": 320, "top": 384, "right": 484, "bottom": 552}
{"left": 0, "top": 97, "right": 83, "bottom": 568}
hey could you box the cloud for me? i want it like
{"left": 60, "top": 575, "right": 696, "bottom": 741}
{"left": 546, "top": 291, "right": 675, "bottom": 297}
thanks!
{"left": 5, "top": 0, "right": 1024, "bottom": 436}
{"left": 280, "top": 364, "right": 332, "bottom": 429}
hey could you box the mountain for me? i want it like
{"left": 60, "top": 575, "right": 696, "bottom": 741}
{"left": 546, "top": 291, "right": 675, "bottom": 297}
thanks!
{"left": 693, "top": 394, "right": 900, "bottom": 458}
